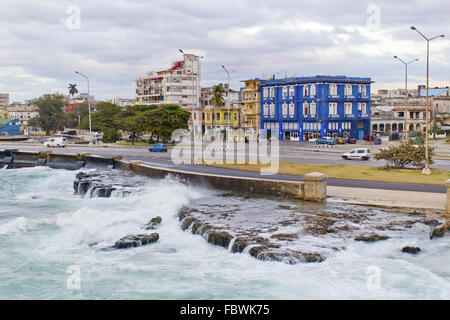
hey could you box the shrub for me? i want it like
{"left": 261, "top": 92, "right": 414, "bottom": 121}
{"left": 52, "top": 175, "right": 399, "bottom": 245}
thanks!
{"left": 102, "top": 128, "right": 120, "bottom": 143}
{"left": 374, "top": 142, "right": 434, "bottom": 170}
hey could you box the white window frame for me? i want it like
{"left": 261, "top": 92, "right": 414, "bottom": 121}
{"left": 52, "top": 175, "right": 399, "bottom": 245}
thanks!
{"left": 304, "top": 86, "right": 309, "bottom": 97}
{"left": 329, "top": 102, "right": 337, "bottom": 115}
{"left": 310, "top": 102, "right": 316, "bottom": 116}
{"left": 345, "top": 102, "right": 352, "bottom": 115}
{"left": 329, "top": 84, "right": 337, "bottom": 96}
{"left": 270, "top": 103, "right": 275, "bottom": 116}
{"left": 362, "top": 103, "right": 367, "bottom": 115}
{"left": 282, "top": 103, "right": 288, "bottom": 116}
{"left": 289, "top": 86, "right": 295, "bottom": 98}
{"left": 303, "top": 102, "right": 309, "bottom": 116}
{"left": 263, "top": 103, "right": 268, "bottom": 116}
{"left": 289, "top": 103, "right": 295, "bottom": 117}
{"left": 282, "top": 86, "right": 288, "bottom": 98}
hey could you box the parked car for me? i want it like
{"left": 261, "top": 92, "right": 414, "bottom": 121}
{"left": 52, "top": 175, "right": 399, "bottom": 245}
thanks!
{"left": 336, "top": 137, "right": 346, "bottom": 144}
{"left": 363, "top": 136, "right": 376, "bottom": 141}
{"left": 346, "top": 138, "right": 357, "bottom": 144}
{"left": 44, "top": 137, "right": 67, "bottom": 148}
{"left": 342, "top": 148, "right": 371, "bottom": 160}
{"left": 148, "top": 143, "right": 168, "bottom": 152}
{"left": 373, "top": 137, "right": 382, "bottom": 145}
{"left": 308, "top": 138, "right": 317, "bottom": 143}
{"left": 317, "top": 137, "right": 337, "bottom": 145}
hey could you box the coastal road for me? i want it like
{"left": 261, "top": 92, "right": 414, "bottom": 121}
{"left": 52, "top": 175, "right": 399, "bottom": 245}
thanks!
{"left": 1, "top": 142, "right": 447, "bottom": 193}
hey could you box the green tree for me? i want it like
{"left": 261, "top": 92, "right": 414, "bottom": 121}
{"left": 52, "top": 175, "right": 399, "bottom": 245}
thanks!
{"left": 33, "top": 95, "right": 67, "bottom": 135}
{"left": 141, "top": 104, "right": 190, "bottom": 142}
{"left": 209, "top": 84, "right": 225, "bottom": 128}
{"left": 374, "top": 142, "right": 434, "bottom": 170}
{"left": 80, "top": 102, "right": 121, "bottom": 132}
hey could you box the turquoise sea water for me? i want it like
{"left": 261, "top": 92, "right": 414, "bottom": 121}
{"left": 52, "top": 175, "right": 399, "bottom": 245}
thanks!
{"left": 0, "top": 166, "right": 449, "bottom": 299}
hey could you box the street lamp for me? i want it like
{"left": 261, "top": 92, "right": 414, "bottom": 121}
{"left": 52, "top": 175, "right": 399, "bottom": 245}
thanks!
{"left": 410, "top": 26, "right": 445, "bottom": 175}
{"left": 393, "top": 56, "right": 419, "bottom": 142}
{"left": 75, "top": 70, "right": 92, "bottom": 143}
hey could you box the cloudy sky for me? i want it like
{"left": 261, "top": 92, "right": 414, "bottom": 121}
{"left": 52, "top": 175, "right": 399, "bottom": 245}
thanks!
{"left": 1, "top": 0, "right": 449, "bottom": 102}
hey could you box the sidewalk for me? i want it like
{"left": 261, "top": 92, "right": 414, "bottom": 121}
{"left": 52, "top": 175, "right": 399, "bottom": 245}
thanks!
{"left": 328, "top": 185, "right": 446, "bottom": 214}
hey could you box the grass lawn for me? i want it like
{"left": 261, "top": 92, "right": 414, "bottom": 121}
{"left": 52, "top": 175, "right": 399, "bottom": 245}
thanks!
{"left": 115, "top": 141, "right": 154, "bottom": 146}
{"left": 212, "top": 161, "right": 450, "bottom": 185}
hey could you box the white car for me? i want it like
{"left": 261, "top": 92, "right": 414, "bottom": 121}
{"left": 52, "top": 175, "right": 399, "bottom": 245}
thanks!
{"left": 44, "top": 137, "right": 67, "bottom": 148}
{"left": 342, "top": 148, "right": 371, "bottom": 160}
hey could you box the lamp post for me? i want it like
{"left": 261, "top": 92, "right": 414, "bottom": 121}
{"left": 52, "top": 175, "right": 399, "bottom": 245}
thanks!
{"left": 75, "top": 71, "right": 92, "bottom": 143}
{"left": 410, "top": 26, "right": 445, "bottom": 175}
{"left": 393, "top": 56, "right": 419, "bottom": 142}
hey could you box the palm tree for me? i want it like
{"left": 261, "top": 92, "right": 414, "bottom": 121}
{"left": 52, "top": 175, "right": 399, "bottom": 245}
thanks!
{"left": 68, "top": 83, "right": 78, "bottom": 97}
{"left": 209, "top": 84, "right": 225, "bottom": 131}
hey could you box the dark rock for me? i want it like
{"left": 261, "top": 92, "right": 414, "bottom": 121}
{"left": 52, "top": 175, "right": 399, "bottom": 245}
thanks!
{"left": 354, "top": 234, "right": 390, "bottom": 242}
{"left": 207, "top": 231, "right": 234, "bottom": 248}
{"left": 113, "top": 233, "right": 159, "bottom": 249}
{"left": 402, "top": 246, "right": 421, "bottom": 254}
{"left": 180, "top": 217, "right": 196, "bottom": 230}
{"left": 270, "top": 233, "right": 299, "bottom": 241}
{"left": 144, "top": 216, "right": 162, "bottom": 230}
{"left": 231, "top": 238, "right": 248, "bottom": 253}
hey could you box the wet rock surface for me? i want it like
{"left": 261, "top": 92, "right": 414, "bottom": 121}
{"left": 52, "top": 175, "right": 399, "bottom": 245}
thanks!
{"left": 143, "top": 216, "right": 162, "bottom": 230}
{"left": 178, "top": 193, "right": 445, "bottom": 264}
{"left": 430, "top": 220, "right": 450, "bottom": 239}
{"left": 402, "top": 246, "right": 421, "bottom": 254}
{"left": 73, "top": 170, "right": 148, "bottom": 198}
{"left": 113, "top": 233, "right": 159, "bottom": 249}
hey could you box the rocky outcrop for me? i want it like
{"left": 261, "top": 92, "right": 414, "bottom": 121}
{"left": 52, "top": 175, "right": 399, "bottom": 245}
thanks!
{"left": 113, "top": 233, "right": 159, "bottom": 249}
{"left": 73, "top": 170, "right": 147, "bottom": 198}
{"left": 402, "top": 246, "right": 421, "bottom": 254}
{"left": 144, "top": 216, "right": 162, "bottom": 230}
{"left": 354, "top": 234, "right": 390, "bottom": 242}
{"left": 430, "top": 220, "right": 450, "bottom": 239}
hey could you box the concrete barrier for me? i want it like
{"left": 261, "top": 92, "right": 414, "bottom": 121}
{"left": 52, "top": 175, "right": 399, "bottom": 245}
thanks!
{"left": 0, "top": 149, "right": 18, "bottom": 164}
{"left": 47, "top": 153, "right": 84, "bottom": 170}
{"left": 446, "top": 179, "right": 450, "bottom": 214}
{"left": 9, "top": 151, "right": 48, "bottom": 168}
{"left": 130, "top": 162, "right": 307, "bottom": 200}
{"left": 303, "top": 172, "right": 328, "bottom": 202}
{"left": 84, "top": 154, "right": 114, "bottom": 169}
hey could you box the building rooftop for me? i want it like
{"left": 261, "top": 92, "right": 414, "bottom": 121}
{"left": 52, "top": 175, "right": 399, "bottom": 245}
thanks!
{"left": 260, "top": 75, "right": 373, "bottom": 86}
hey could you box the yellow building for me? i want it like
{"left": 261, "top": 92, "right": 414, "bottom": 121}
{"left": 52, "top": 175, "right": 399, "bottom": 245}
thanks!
{"left": 241, "top": 79, "right": 260, "bottom": 138}
{"left": 203, "top": 108, "right": 240, "bottom": 130}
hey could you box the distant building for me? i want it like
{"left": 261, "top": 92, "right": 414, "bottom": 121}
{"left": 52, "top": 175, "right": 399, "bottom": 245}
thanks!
{"left": 371, "top": 105, "right": 429, "bottom": 137}
{"left": 113, "top": 96, "right": 136, "bottom": 108}
{"left": 260, "top": 75, "right": 372, "bottom": 141}
{"left": 7, "top": 102, "right": 39, "bottom": 127}
{"left": 0, "top": 93, "right": 9, "bottom": 108}
{"left": 0, "top": 118, "right": 20, "bottom": 136}
{"left": 136, "top": 54, "right": 202, "bottom": 134}
{"left": 241, "top": 79, "right": 261, "bottom": 138}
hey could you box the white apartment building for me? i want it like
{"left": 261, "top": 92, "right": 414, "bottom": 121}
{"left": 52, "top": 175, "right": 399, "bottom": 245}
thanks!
{"left": 7, "top": 102, "right": 39, "bottom": 127}
{"left": 114, "top": 96, "right": 136, "bottom": 108}
{"left": 136, "top": 54, "right": 202, "bottom": 133}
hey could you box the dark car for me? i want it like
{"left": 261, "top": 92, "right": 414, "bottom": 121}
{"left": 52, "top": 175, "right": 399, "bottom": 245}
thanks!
{"left": 62, "top": 130, "right": 77, "bottom": 136}
{"left": 363, "top": 136, "right": 376, "bottom": 141}
{"left": 346, "top": 138, "right": 357, "bottom": 144}
{"left": 148, "top": 144, "right": 168, "bottom": 152}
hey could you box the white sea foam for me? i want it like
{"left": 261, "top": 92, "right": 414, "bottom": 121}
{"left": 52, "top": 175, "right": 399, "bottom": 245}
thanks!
{"left": 0, "top": 167, "right": 449, "bottom": 299}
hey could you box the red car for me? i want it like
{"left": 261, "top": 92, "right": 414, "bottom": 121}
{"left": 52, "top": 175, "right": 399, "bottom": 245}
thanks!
{"left": 363, "top": 136, "right": 376, "bottom": 141}
{"left": 346, "top": 138, "right": 357, "bottom": 144}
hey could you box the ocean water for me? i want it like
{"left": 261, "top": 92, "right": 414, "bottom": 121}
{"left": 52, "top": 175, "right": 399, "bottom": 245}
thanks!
{"left": 0, "top": 166, "right": 449, "bottom": 299}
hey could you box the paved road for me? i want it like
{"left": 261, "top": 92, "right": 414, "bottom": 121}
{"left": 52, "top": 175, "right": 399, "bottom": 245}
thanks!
{"left": 1, "top": 143, "right": 446, "bottom": 193}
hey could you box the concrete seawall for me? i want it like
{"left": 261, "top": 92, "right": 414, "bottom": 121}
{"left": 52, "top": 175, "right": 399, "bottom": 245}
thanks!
{"left": 0, "top": 149, "right": 327, "bottom": 202}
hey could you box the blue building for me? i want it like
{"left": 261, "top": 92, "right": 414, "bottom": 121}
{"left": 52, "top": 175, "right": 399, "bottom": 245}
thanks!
{"left": 260, "top": 75, "right": 373, "bottom": 141}
{"left": 0, "top": 119, "right": 20, "bottom": 136}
